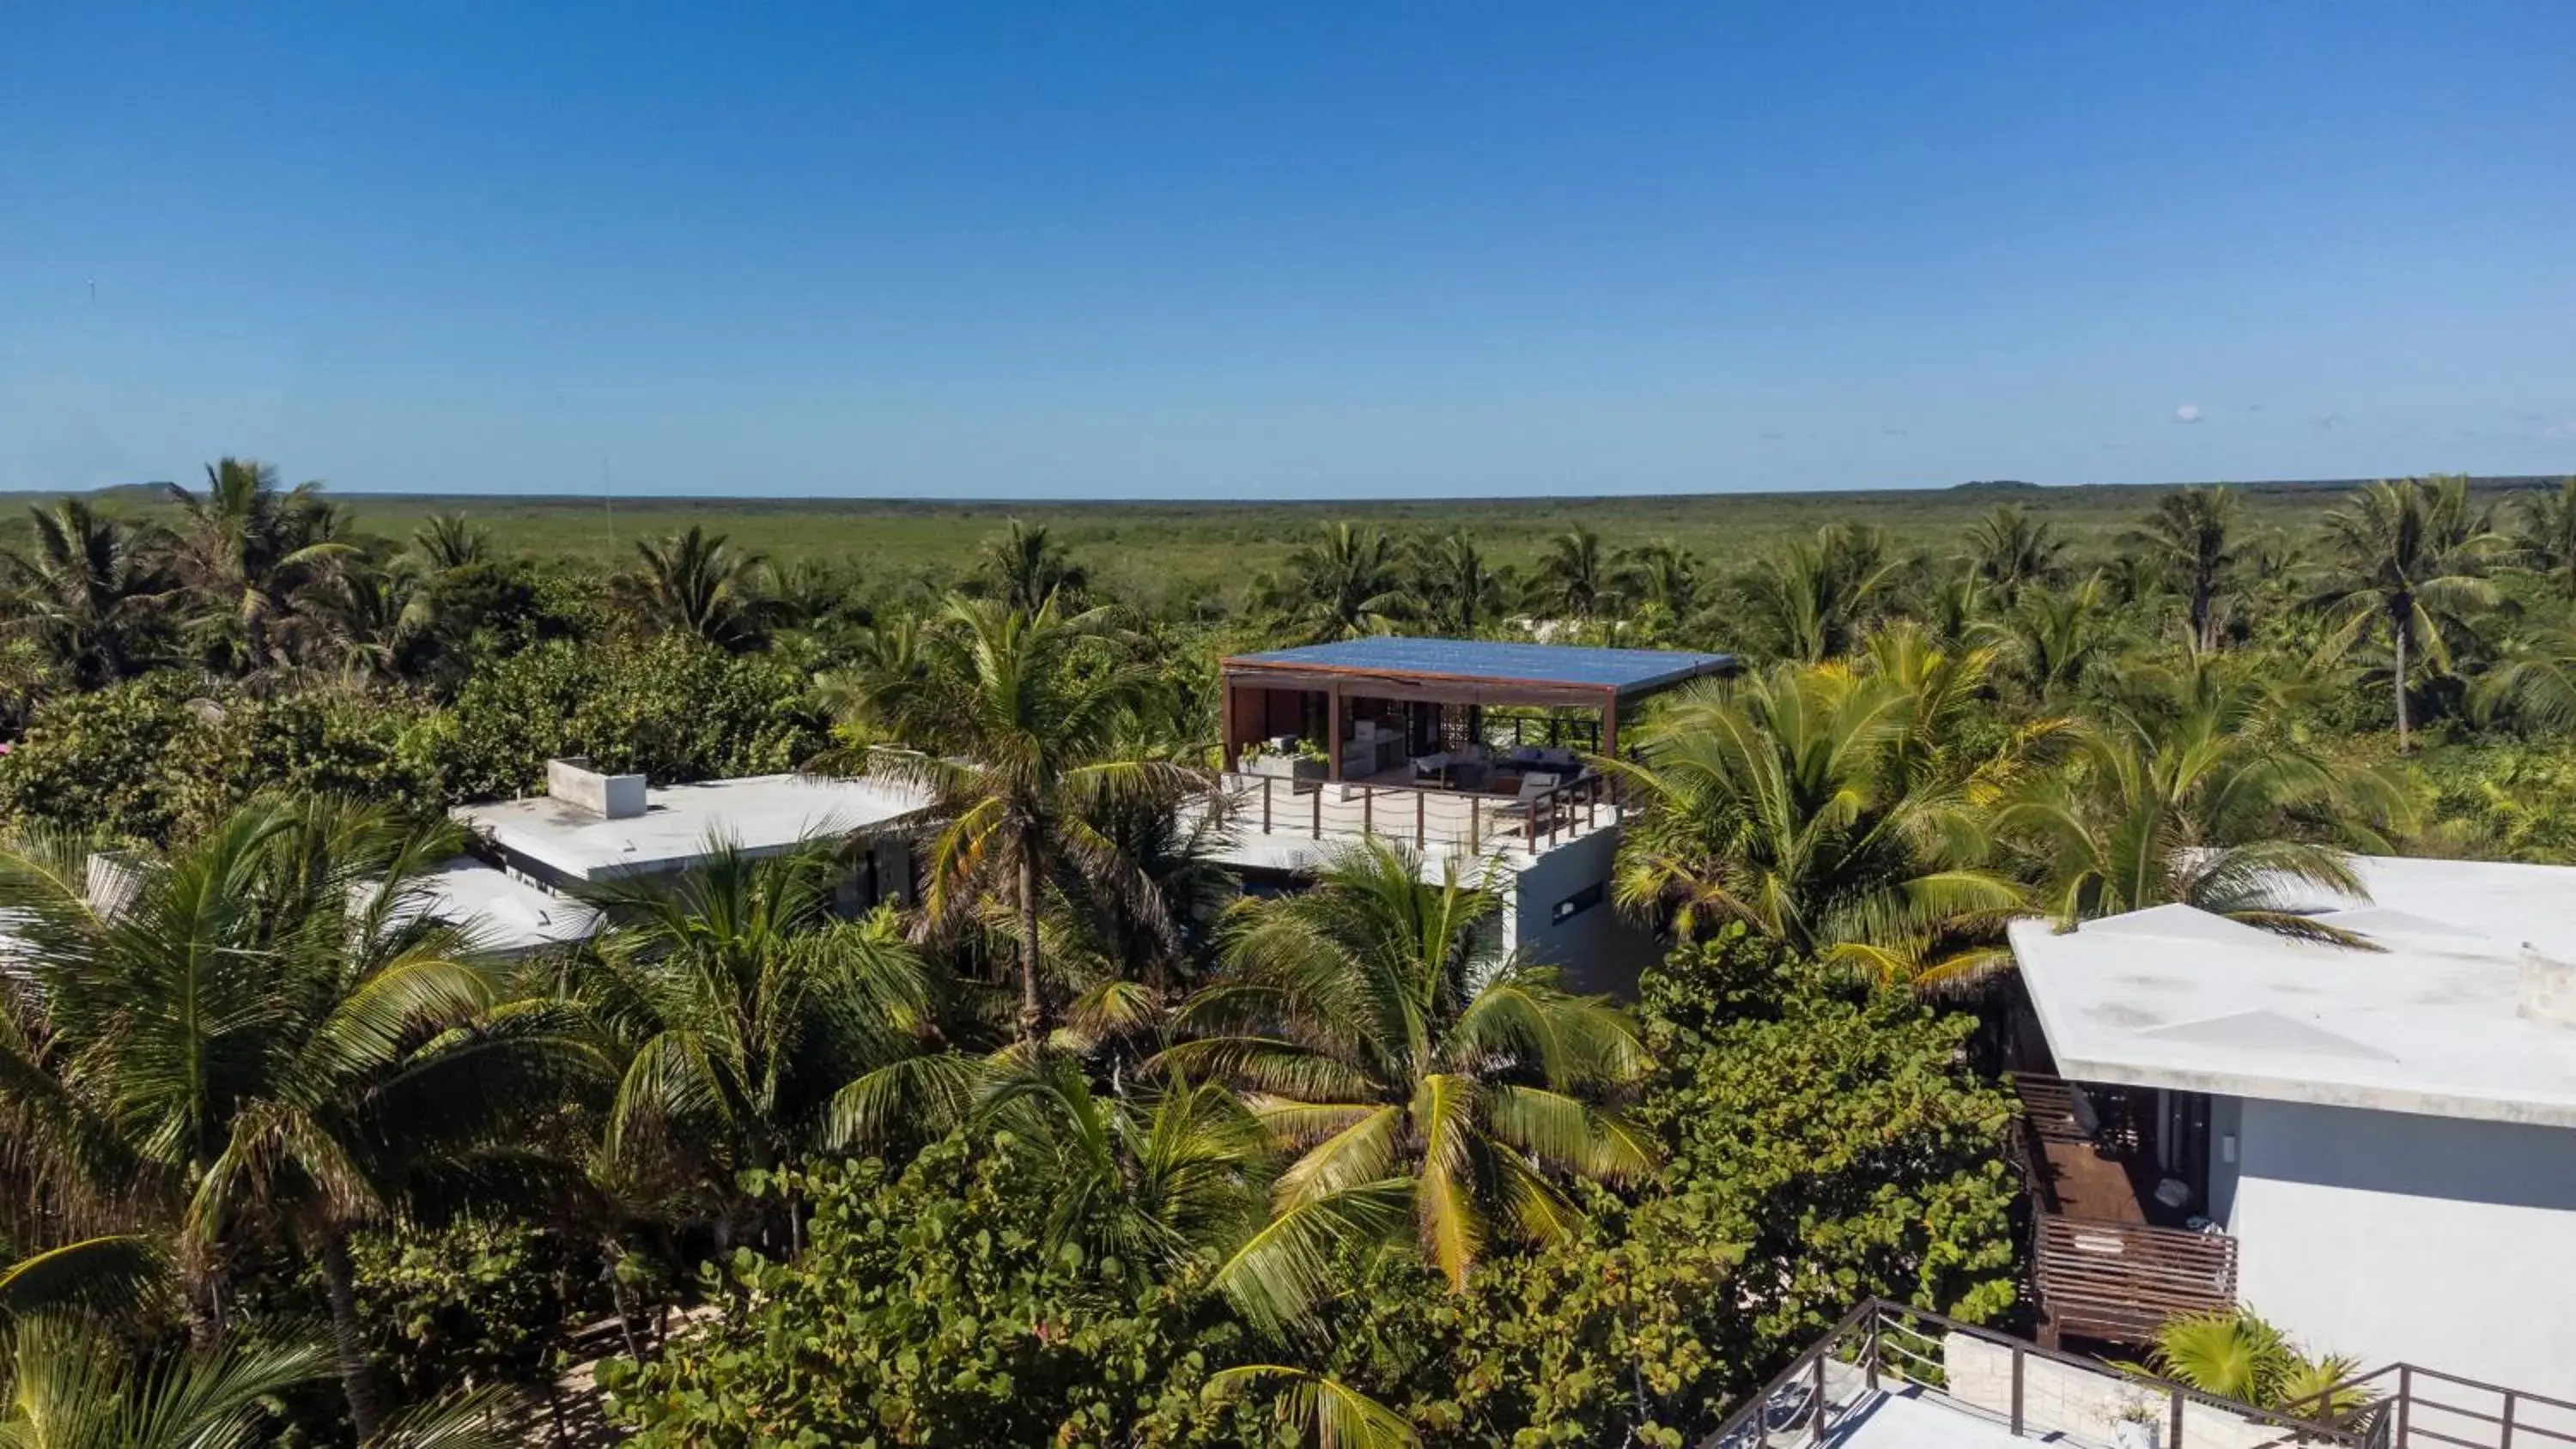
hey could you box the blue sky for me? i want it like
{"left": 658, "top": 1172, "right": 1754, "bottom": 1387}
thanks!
{"left": 4, "top": 3, "right": 2573, "bottom": 499}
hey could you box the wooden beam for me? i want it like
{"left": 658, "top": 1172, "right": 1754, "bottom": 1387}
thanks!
{"left": 1327, "top": 684, "right": 1344, "bottom": 782}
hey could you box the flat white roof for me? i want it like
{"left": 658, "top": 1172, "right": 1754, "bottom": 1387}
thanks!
{"left": 2011, "top": 856, "right": 2576, "bottom": 1129}
{"left": 404, "top": 858, "right": 600, "bottom": 955}
{"left": 452, "top": 773, "right": 930, "bottom": 882}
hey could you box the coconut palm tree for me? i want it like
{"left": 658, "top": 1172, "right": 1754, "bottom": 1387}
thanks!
{"left": 408, "top": 514, "right": 492, "bottom": 573}
{"left": 2509, "top": 476, "right": 2576, "bottom": 602}
{"left": 1739, "top": 524, "right": 1902, "bottom": 663}
{"left": 1999, "top": 658, "right": 2399, "bottom": 935}
{"left": 1962, "top": 504, "right": 2067, "bottom": 606}
{"left": 2001, "top": 573, "right": 2118, "bottom": 705}
{"left": 0, "top": 797, "right": 592, "bottom": 1440}
{"left": 576, "top": 841, "right": 939, "bottom": 1231}
{"left": 1404, "top": 529, "right": 1506, "bottom": 636}
{"left": 1258, "top": 524, "right": 1409, "bottom": 644}
{"left": 1608, "top": 640, "right": 2053, "bottom": 987}
{"left": 1160, "top": 842, "right": 1654, "bottom": 1325}
{"left": 2476, "top": 620, "right": 2576, "bottom": 734}
{"left": 164, "top": 458, "right": 355, "bottom": 676}
{"left": 0, "top": 1314, "right": 326, "bottom": 1449}
{"left": 621, "top": 525, "right": 769, "bottom": 650}
{"left": 0, "top": 1313, "right": 528, "bottom": 1448}
{"left": 2306, "top": 476, "right": 2503, "bottom": 752}
{"left": 2126, "top": 485, "right": 2244, "bottom": 651}
{"left": 1527, "top": 524, "right": 1619, "bottom": 627}
{"left": 976, "top": 519, "right": 1089, "bottom": 613}
{"left": 829, "top": 595, "right": 1194, "bottom": 1041}
{"left": 1615, "top": 539, "right": 1700, "bottom": 621}
{"left": 0, "top": 500, "right": 175, "bottom": 688}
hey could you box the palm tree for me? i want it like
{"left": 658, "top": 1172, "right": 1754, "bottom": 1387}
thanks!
{"left": 1258, "top": 524, "right": 1408, "bottom": 644}
{"left": 1160, "top": 842, "right": 1653, "bottom": 1323}
{"left": 409, "top": 514, "right": 492, "bottom": 572}
{"left": 576, "top": 842, "right": 938, "bottom": 1228}
{"left": 0, "top": 500, "right": 174, "bottom": 688}
{"left": 0, "top": 797, "right": 591, "bottom": 1440}
{"left": 622, "top": 525, "right": 769, "bottom": 649}
{"left": 1528, "top": 524, "right": 1619, "bottom": 626}
{"left": 829, "top": 595, "right": 1192, "bottom": 1041}
{"left": 1739, "top": 524, "right": 1902, "bottom": 663}
{"left": 2306, "top": 477, "right": 2503, "bottom": 751}
{"left": 1999, "top": 658, "right": 2399, "bottom": 934}
{"left": 2476, "top": 620, "right": 2576, "bottom": 734}
{"left": 2509, "top": 477, "right": 2576, "bottom": 602}
{"left": 1608, "top": 640, "right": 2050, "bottom": 986}
{"left": 976, "top": 519, "right": 1089, "bottom": 613}
{"left": 1962, "top": 504, "right": 2066, "bottom": 606}
{"left": 1615, "top": 539, "right": 1700, "bottom": 621}
{"left": 2126, "top": 485, "right": 2244, "bottom": 651}
{"left": 304, "top": 561, "right": 431, "bottom": 685}
{"left": 2136, "top": 1308, "right": 2365, "bottom": 1419}
{"left": 0, "top": 1314, "right": 325, "bottom": 1449}
{"left": 1404, "top": 529, "right": 1505, "bottom": 636}
{"left": 2001, "top": 574, "right": 2117, "bottom": 705}
{"left": 164, "top": 458, "right": 355, "bottom": 675}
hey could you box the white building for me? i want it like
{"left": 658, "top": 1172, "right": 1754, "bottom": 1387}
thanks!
{"left": 2007, "top": 856, "right": 2576, "bottom": 1401}
{"left": 452, "top": 756, "right": 929, "bottom": 899}
{"left": 1212, "top": 637, "right": 1738, "bottom": 994}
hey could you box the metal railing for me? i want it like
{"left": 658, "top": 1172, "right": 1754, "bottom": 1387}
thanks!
{"left": 2288, "top": 1364, "right": 2576, "bottom": 1449}
{"left": 1223, "top": 770, "right": 1619, "bottom": 854}
{"left": 1699, "top": 1299, "right": 2378, "bottom": 1449}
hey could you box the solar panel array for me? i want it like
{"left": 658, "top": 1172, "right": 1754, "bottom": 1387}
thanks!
{"left": 1230, "top": 636, "right": 1735, "bottom": 694}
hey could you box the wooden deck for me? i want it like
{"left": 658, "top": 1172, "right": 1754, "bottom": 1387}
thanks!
{"left": 2009, "top": 1073, "right": 2238, "bottom": 1347}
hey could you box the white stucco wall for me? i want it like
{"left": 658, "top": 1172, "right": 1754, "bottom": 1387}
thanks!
{"left": 1503, "top": 827, "right": 1662, "bottom": 997}
{"left": 2225, "top": 1096, "right": 2576, "bottom": 1401}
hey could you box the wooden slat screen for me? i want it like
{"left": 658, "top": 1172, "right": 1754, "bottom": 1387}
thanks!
{"left": 2036, "top": 1213, "right": 2239, "bottom": 1344}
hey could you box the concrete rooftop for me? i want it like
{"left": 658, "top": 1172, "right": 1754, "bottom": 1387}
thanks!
{"left": 404, "top": 858, "right": 601, "bottom": 954}
{"left": 452, "top": 772, "right": 931, "bottom": 882}
{"left": 2010, "top": 855, "right": 2576, "bottom": 1128}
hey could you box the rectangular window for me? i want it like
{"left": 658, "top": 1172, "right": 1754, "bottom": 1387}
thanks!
{"left": 1551, "top": 882, "right": 1605, "bottom": 925}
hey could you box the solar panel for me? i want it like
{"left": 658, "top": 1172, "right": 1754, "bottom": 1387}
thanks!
{"left": 1229, "top": 637, "right": 1735, "bottom": 694}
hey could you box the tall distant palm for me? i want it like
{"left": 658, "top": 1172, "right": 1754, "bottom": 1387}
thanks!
{"left": 1404, "top": 529, "right": 1505, "bottom": 636}
{"left": 409, "top": 513, "right": 492, "bottom": 572}
{"left": 831, "top": 596, "right": 1191, "bottom": 1040}
{"left": 164, "top": 458, "right": 355, "bottom": 675}
{"left": 2306, "top": 476, "right": 2503, "bottom": 751}
{"left": 1161, "top": 842, "right": 1653, "bottom": 1324}
{"left": 1259, "top": 524, "right": 1409, "bottom": 644}
{"left": 1528, "top": 524, "right": 1619, "bottom": 626}
{"left": 2127, "top": 485, "right": 2244, "bottom": 651}
{"left": 1610, "top": 640, "right": 2052, "bottom": 986}
{"left": 0, "top": 797, "right": 590, "bottom": 1440}
{"left": 2509, "top": 476, "right": 2576, "bottom": 602}
{"left": 578, "top": 842, "right": 937, "bottom": 1226}
{"left": 0, "top": 499, "right": 174, "bottom": 688}
{"left": 1962, "top": 504, "right": 2067, "bottom": 606}
{"left": 623, "top": 525, "right": 769, "bottom": 649}
{"left": 1739, "top": 524, "right": 1903, "bottom": 663}
{"left": 977, "top": 519, "right": 1090, "bottom": 613}
{"left": 305, "top": 562, "right": 431, "bottom": 685}
{"left": 1999, "top": 658, "right": 2397, "bottom": 933}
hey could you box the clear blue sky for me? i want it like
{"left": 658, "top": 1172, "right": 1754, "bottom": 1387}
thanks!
{"left": 5, "top": 3, "right": 2573, "bottom": 499}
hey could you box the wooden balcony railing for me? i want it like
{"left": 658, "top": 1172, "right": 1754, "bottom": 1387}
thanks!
{"left": 2034, "top": 1214, "right": 2240, "bottom": 1346}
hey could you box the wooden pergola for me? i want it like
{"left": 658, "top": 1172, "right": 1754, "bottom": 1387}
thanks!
{"left": 1218, "top": 636, "right": 1736, "bottom": 783}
